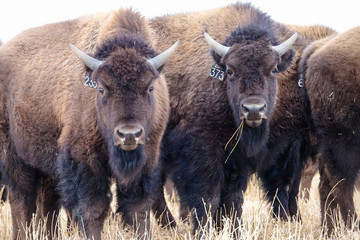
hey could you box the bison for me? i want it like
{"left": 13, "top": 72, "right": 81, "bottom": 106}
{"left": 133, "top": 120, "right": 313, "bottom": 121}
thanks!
{"left": 0, "top": 8, "right": 178, "bottom": 239}
{"left": 300, "top": 26, "right": 360, "bottom": 234}
{"left": 148, "top": 3, "right": 335, "bottom": 234}
{"left": 149, "top": 3, "right": 337, "bottom": 234}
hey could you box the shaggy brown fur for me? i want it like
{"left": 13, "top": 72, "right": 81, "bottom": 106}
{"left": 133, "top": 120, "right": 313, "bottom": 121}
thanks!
{"left": 149, "top": 2, "right": 336, "bottom": 234}
{"left": 0, "top": 8, "right": 171, "bottom": 240}
{"left": 300, "top": 26, "right": 360, "bottom": 234}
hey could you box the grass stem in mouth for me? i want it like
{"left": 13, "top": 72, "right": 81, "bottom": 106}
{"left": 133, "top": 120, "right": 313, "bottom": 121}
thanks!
{"left": 225, "top": 119, "right": 244, "bottom": 163}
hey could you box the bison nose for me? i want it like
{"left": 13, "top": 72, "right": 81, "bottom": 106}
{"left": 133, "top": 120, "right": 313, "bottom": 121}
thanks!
{"left": 114, "top": 124, "right": 145, "bottom": 151}
{"left": 240, "top": 97, "right": 267, "bottom": 128}
{"left": 241, "top": 103, "right": 267, "bottom": 119}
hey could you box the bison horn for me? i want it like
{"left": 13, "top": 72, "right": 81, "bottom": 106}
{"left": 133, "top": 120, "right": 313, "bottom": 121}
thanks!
{"left": 147, "top": 40, "right": 180, "bottom": 69}
{"left": 69, "top": 44, "right": 103, "bottom": 71}
{"left": 204, "top": 32, "right": 230, "bottom": 57}
{"left": 271, "top": 33, "right": 298, "bottom": 56}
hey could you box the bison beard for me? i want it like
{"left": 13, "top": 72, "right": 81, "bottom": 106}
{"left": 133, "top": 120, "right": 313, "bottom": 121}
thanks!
{"left": 236, "top": 121, "right": 269, "bottom": 158}
{"left": 110, "top": 145, "right": 146, "bottom": 183}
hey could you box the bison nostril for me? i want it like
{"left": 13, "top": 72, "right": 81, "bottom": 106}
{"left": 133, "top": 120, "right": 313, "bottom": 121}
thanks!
{"left": 116, "top": 130, "right": 126, "bottom": 139}
{"left": 242, "top": 104, "right": 250, "bottom": 116}
{"left": 135, "top": 129, "right": 143, "bottom": 138}
{"left": 259, "top": 105, "right": 267, "bottom": 113}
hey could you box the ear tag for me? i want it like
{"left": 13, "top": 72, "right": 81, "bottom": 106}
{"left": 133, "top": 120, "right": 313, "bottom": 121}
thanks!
{"left": 84, "top": 72, "right": 97, "bottom": 89}
{"left": 298, "top": 74, "right": 304, "bottom": 88}
{"left": 209, "top": 63, "right": 225, "bottom": 81}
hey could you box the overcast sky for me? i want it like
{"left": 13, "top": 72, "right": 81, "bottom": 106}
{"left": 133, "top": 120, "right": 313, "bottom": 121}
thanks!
{"left": 0, "top": 0, "right": 358, "bottom": 43}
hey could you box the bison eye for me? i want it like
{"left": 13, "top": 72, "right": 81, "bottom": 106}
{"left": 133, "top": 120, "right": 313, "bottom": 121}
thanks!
{"left": 98, "top": 87, "right": 105, "bottom": 95}
{"left": 272, "top": 66, "right": 279, "bottom": 74}
{"left": 226, "top": 68, "right": 234, "bottom": 77}
{"left": 148, "top": 85, "right": 154, "bottom": 93}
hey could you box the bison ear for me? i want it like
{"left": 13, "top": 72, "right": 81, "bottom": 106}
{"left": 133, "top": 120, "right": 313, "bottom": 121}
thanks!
{"left": 210, "top": 49, "right": 222, "bottom": 65}
{"left": 277, "top": 48, "right": 295, "bottom": 72}
{"left": 210, "top": 49, "right": 227, "bottom": 70}
{"left": 156, "top": 65, "right": 164, "bottom": 73}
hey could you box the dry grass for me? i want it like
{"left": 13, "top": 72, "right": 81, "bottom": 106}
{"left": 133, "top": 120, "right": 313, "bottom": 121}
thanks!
{"left": 0, "top": 174, "right": 359, "bottom": 239}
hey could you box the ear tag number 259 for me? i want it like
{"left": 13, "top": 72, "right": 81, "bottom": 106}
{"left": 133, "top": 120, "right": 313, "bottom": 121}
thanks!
{"left": 209, "top": 63, "right": 225, "bottom": 81}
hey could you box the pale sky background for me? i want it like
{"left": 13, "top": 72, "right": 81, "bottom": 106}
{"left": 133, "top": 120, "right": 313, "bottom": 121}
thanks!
{"left": 0, "top": 0, "right": 358, "bottom": 43}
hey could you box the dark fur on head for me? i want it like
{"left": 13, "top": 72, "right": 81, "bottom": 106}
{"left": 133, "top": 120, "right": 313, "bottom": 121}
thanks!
{"left": 95, "top": 33, "right": 158, "bottom": 60}
{"left": 212, "top": 23, "right": 295, "bottom": 73}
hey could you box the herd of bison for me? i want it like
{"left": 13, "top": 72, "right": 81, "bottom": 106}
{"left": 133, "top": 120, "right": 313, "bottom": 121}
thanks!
{"left": 0, "top": 2, "right": 359, "bottom": 239}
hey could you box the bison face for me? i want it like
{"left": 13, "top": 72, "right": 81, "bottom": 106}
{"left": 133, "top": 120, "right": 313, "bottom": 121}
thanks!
{"left": 205, "top": 31, "right": 296, "bottom": 156}
{"left": 221, "top": 41, "right": 279, "bottom": 128}
{"left": 93, "top": 56, "right": 157, "bottom": 152}
{"left": 205, "top": 32, "right": 297, "bottom": 128}
{"left": 70, "top": 40, "right": 178, "bottom": 177}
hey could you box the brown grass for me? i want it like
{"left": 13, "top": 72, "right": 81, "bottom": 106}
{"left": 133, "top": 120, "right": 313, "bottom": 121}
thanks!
{"left": 0, "top": 174, "right": 359, "bottom": 239}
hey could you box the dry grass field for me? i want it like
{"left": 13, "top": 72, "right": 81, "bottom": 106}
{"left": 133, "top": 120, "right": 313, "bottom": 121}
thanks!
{"left": 0, "top": 174, "right": 359, "bottom": 240}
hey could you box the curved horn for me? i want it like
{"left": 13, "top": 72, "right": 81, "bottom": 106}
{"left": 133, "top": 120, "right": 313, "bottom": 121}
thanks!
{"left": 204, "top": 32, "right": 230, "bottom": 57}
{"left": 69, "top": 44, "right": 103, "bottom": 71}
{"left": 271, "top": 32, "right": 298, "bottom": 56}
{"left": 147, "top": 40, "right": 180, "bottom": 69}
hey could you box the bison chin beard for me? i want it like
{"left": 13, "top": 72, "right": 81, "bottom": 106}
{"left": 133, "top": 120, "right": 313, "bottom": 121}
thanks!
{"left": 239, "top": 120, "right": 269, "bottom": 158}
{"left": 109, "top": 145, "right": 146, "bottom": 185}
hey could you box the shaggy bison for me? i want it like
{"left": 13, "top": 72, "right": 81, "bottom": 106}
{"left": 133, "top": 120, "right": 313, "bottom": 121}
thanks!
{"left": 149, "top": 3, "right": 337, "bottom": 234}
{"left": 300, "top": 26, "right": 360, "bottom": 233}
{"left": 0, "top": 9, "right": 178, "bottom": 239}
{"left": 149, "top": 2, "right": 329, "bottom": 234}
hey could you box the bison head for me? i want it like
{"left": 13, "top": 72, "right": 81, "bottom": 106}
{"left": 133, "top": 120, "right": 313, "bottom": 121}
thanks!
{"left": 70, "top": 37, "right": 178, "bottom": 178}
{"left": 205, "top": 26, "right": 297, "bottom": 156}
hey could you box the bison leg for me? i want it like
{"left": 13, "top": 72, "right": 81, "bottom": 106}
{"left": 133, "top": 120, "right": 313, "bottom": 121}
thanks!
{"left": 288, "top": 169, "right": 301, "bottom": 219}
{"left": 319, "top": 158, "right": 358, "bottom": 234}
{"left": 151, "top": 175, "right": 176, "bottom": 228}
{"left": 117, "top": 186, "right": 152, "bottom": 239}
{"left": 35, "top": 177, "right": 61, "bottom": 239}
{"left": 172, "top": 160, "right": 223, "bottom": 236}
{"left": 7, "top": 165, "right": 39, "bottom": 240}
{"left": 299, "top": 157, "right": 318, "bottom": 201}
{"left": 217, "top": 173, "right": 249, "bottom": 236}
{"left": 259, "top": 138, "right": 305, "bottom": 221}
{"left": 57, "top": 153, "right": 111, "bottom": 240}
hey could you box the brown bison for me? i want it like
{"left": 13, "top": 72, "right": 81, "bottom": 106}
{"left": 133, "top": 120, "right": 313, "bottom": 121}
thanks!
{"left": 148, "top": 2, "right": 335, "bottom": 234}
{"left": 0, "top": 8, "right": 178, "bottom": 239}
{"left": 300, "top": 26, "right": 360, "bottom": 233}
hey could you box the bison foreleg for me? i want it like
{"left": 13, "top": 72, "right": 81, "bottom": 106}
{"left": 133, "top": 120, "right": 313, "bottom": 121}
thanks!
{"left": 35, "top": 177, "right": 61, "bottom": 239}
{"left": 116, "top": 188, "right": 152, "bottom": 239}
{"left": 57, "top": 152, "right": 111, "bottom": 240}
{"left": 218, "top": 173, "right": 248, "bottom": 238}
{"left": 7, "top": 160, "right": 39, "bottom": 240}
